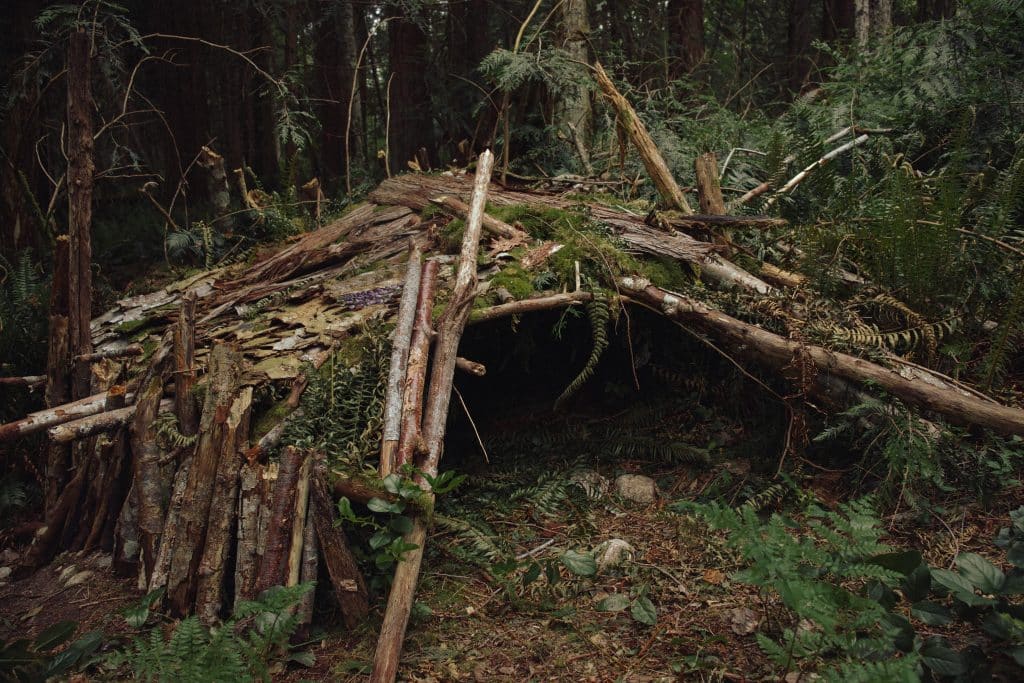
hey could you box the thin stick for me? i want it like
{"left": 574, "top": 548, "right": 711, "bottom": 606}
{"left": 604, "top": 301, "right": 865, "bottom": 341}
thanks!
{"left": 453, "top": 386, "right": 489, "bottom": 463}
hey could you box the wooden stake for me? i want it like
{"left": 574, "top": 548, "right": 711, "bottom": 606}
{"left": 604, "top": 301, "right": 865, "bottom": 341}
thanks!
{"left": 195, "top": 386, "right": 253, "bottom": 623}
{"left": 311, "top": 454, "right": 368, "bottom": 628}
{"left": 694, "top": 152, "right": 729, "bottom": 251}
{"left": 254, "top": 446, "right": 304, "bottom": 595}
{"left": 173, "top": 294, "right": 199, "bottom": 435}
{"left": 394, "top": 260, "right": 440, "bottom": 470}
{"left": 370, "top": 149, "right": 495, "bottom": 683}
{"left": 164, "top": 344, "right": 243, "bottom": 613}
{"left": 286, "top": 455, "right": 313, "bottom": 586}
{"left": 592, "top": 62, "right": 692, "bottom": 213}
{"left": 380, "top": 246, "right": 423, "bottom": 476}
{"left": 44, "top": 235, "right": 71, "bottom": 511}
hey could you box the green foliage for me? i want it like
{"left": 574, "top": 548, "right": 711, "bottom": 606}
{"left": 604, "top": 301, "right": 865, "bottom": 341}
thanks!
{"left": 0, "top": 474, "right": 30, "bottom": 518}
{"left": 107, "top": 584, "right": 314, "bottom": 682}
{"left": 282, "top": 327, "right": 389, "bottom": 467}
{"left": 554, "top": 296, "right": 610, "bottom": 409}
{"left": 684, "top": 497, "right": 921, "bottom": 678}
{"left": 0, "top": 621, "right": 103, "bottom": 682}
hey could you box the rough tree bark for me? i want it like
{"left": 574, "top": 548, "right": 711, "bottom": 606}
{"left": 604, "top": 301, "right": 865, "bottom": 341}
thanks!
{"left": 67, "top": 30, "right": 94, "bottom": 399}
{"left": 44, "top": 235, "right": 71, "bottom": 511}
{"left": 195, "top": 386, "right": 253, "bottom": 623}
{"left": 254, "top": 445, "right": 305, "bottom": 595}
{"left": 558, "top": 0, "right": 594, "bottom": 172}
{"left": 164, "top": 344, "right": 244, "bottom": 614}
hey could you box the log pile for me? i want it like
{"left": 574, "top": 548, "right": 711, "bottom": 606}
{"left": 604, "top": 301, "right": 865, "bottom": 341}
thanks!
{"left": 3, "top": 71, "right": 1023, "bottom": 680}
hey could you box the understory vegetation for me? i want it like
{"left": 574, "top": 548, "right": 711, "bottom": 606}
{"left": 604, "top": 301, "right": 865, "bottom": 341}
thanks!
{"left": 1, "top": 0, "right": 1024, "bottom": 681}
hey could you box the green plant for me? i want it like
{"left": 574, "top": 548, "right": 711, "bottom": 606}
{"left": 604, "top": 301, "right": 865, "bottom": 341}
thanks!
{"left": 107, "top": 584, "right": 314, "bottom": 682}
{"left": 0, "top": 621, "right": 103, "bottom": 682}
{"left": 554, "top": 296, "right": 610, "bottom": 409}
{"left": 681, "top": 497, "right": 930, "bottom": 679}
{"left": 336, "top": 470, "right": 466, "bottom": 589}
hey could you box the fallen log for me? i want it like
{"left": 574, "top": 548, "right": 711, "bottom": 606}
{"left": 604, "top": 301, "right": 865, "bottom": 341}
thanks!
{"left": 620, "top": 277, "right": 1024, "bottom": 436}
{"left": 592, "top": 62, "right": 693, "bottom": 214}
{"left": 0, "top": 376, "right": 45, "bottom": 388}
{"left": 48, "top": 405, "right": 135, "bottom": 443}
{"left": 73, "top": 343, "right": 143, "bottom": 364}
{"left": 763, "top": 134, "right": 869, "bottom": 209}
{"left": 332, "top": 471, "right": 430, "bottom": 512}
{"left": 381, "top": 245, "right": 423, "bottom": 477}
{"left": 311, "top": 454, "right": 369, "bottom": 628}
{"left": 0, "top": 390, "right": 135, "bottom": 442}
{"left": 371, "top": 149, "right": 495, "bottom": 683}
{"left": 430, "top": 195, "right": 529, "bottom": 241}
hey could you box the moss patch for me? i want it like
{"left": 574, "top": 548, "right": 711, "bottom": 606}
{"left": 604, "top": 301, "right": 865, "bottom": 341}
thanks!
{"left": 489, "top": 265, "right": 535, "bottom": 301}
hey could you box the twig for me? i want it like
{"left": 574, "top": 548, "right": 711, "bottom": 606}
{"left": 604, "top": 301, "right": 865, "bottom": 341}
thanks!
{"left": 453, "top": 385, "right": 489, "bottom": 464}
{"left": 515, "top": 538, "right": 555, "bottom": 560}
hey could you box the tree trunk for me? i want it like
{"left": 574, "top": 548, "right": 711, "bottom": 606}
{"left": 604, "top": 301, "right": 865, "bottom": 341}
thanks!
{"left": 67, "top": 30, "right": 94, "bottom": 400}
{"left": 44, "top": 235, "right": 71, "bottom": 511}
{"left": 557, "top": 0, "right": 593, "bottom": 171}
{"left": 855, "top": 0, "right": 871, "bottom": 45}
{"left": 788, "top": 0, "right": 815, "bottom": 91}
{"left": 823, "top": 0, "right": 855, "bottom": 40}
{"left": 388, "top": 6, "right": 433, "bottom": 174}
{"left": 131, "top": 370, "right": 169, "bottom": 586}
{"left": 668, "top": 0, "right": 705, "bottom": 75}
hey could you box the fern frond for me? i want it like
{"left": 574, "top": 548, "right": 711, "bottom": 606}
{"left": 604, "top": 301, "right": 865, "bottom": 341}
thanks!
{"left": 554, "top": 296, "right": 610, "bottom": 408}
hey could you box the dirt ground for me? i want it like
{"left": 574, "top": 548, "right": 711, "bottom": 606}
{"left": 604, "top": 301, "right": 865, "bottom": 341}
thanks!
{"left": 2, "top": 455, "right": 1018, "bottom": 682}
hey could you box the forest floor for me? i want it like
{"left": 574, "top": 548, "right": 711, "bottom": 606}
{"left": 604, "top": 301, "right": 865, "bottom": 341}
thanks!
{"left": 2, "top": 446, "right": 1017, "bottom": 682}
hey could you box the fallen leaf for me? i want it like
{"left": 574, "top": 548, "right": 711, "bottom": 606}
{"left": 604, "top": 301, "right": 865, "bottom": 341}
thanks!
{"left": 703, "top": 568, "right": 725, "bottom": 585}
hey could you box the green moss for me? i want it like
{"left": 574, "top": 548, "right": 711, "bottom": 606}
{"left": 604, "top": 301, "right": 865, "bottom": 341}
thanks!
{"left": 564, "top": 192, "right": 652, "bottom": 214}
{"left": 114, "top": 317, "right": 152, "bottom": 336}
{"left": 489, "top": 265, "right": 535, "bottom": 300}
{"left": 640, "top": 256, "right": 693, "bottom": 291}
{"left": 251, "top": 400, "right": 293, "bottom": 441}
{"left": 487, "top": 204, "right": 587, "bottom": 240}
{"left": 441, "top": 218, "right": 466, "bottom": 252}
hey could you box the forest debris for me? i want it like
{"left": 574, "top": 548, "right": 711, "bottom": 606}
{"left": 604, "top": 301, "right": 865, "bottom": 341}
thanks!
{"left": 763, "top": 134, "right": 869, "bottom": 209}
{"left": 380, "top": 245, "right": 423, "bottom": 477}
{"left": 254, "top": 445, "right": 305, "bottom": 596}
{"left": 47, "top": 405, "right": 136, "bottom": 443}
{"left": 620, "top": 277, "right": 1024, "bottom": 436}
{"left": 312, "top": 454, "right": 368, "bottom": 628}
{"left": 592, "top": 61, "right": 693, "bottom": 213}
{"left": 430, "top": 194, "right": 528, "bottom": 241}
{"left": 372, "top": 149, "right": 496, "bottom": 683}
{"left": 455, "top": 357, "right": 487, "bottom": 376}
{"left": 164, "top": 344, "right": 244, "bottom": 614}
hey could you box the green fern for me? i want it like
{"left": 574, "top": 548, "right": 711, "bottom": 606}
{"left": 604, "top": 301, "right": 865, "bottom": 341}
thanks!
{"left": 554, "top": 296, "right": 610, "bottom": 408}
{"left": 433, "top": 514, "right": 505, "bottom": 565}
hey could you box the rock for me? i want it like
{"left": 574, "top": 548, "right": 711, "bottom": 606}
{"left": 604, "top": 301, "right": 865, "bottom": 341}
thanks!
{"left": 65, "top": 570, "right": 94, "bottom": 587}
{"left": 569, "top": 469, "right": 609, "bottom": 499}
{"left": 0, "top": 566, "right": 11, "bottom": 581}
{"left": 594, "top": 539, "right": 634, "bottom": 572}
{"left": 58, "top": 564, "right": 78, "bottom": 585}
{"left": 0, "top": 549, "right": 18, "bottom": 565}
{"left": 91, "top": 553, "right": 112, "bottom": 570}
{"left": 728, "top": 606, "right": 760, "bottom": 635}
{"left": 614, "top": 474, "right": 657, "bottom": 504}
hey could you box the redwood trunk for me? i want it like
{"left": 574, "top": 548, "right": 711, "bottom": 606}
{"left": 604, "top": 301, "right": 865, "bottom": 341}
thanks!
{"left": 67, "top": 30, "right": 94, "bottom": 399}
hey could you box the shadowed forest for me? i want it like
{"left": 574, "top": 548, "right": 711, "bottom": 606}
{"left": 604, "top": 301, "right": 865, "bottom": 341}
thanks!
{"left": 2, "top": 0, "right": 1024, "bottom": 681}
